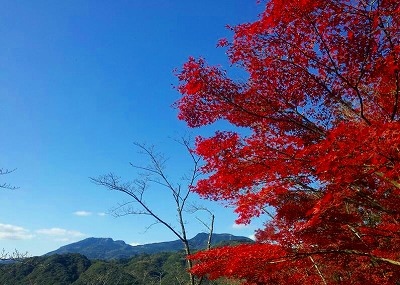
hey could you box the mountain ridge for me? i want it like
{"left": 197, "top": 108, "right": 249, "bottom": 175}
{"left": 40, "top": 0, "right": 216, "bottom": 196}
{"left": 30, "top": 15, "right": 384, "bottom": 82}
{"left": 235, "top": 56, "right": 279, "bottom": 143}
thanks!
{"left": 46, "top": 233, "right": 253, "bottom": 260}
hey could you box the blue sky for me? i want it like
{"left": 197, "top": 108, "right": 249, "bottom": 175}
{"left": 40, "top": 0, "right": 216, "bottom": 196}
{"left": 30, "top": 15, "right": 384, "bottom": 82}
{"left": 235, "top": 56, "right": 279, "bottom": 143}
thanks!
{"left": 0, "top": 0, "right": 263, "bottom": 256}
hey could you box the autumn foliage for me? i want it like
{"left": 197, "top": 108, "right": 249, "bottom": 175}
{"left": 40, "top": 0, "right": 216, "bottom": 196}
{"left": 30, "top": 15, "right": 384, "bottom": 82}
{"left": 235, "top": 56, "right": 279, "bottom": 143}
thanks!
{"left": 175, "top": 0, "right": 400, "bottom": 284}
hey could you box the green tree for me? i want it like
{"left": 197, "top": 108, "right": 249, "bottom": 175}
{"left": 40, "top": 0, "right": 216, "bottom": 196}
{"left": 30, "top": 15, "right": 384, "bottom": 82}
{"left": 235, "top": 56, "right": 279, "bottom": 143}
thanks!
{"left": 74, "top": 260, "right": 138, "bottom": 285}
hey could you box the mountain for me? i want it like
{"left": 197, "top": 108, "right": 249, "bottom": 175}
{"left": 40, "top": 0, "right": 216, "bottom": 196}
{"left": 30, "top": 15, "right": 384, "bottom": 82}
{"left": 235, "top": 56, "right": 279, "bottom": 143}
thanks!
{"left": 46, "top": 237, "right": 135, "bottom": 260}
{"left": 46, "top": 233, "right": 253, "bottom": 260}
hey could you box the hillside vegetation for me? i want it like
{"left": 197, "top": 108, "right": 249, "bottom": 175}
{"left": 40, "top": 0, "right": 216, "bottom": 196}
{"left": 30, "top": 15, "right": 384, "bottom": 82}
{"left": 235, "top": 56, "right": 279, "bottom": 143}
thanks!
{"left": 0, "top": 252, "right": 238, "bottom": 285}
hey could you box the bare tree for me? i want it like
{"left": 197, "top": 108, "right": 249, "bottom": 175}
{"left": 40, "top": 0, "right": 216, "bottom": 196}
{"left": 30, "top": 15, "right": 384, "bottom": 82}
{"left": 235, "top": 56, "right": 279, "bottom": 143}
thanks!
{"left": 91, "top": 138, "right": 214, "bottom": 285}
{"left": 0, "top": 168, "right": 18, "bottom": 190}
{"left": 0, "top": 168, "right": 23, "bottom": 264}
{"left": 0, "top": 249, "right": 27, "bottom": 262}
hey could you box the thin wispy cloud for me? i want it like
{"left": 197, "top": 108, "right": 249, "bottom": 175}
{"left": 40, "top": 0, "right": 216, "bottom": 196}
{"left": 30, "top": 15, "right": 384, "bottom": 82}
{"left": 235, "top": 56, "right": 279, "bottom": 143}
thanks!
{"left": 73, "top": 211, "right": 92, "bottom": 217}
{"left": 97, "top": 212, "right": 107, "bottom": 217}
{"left": 0, "top": 223, "right": 34, "bottom": 240}
{"left": 53, "top": 238, "right": 71, "bottom": 243}
{"left": 36, "top": 228, "right": 85, "bottom": 242}
{"left": 232, "top": 223, "right": 249, "bottom": 230}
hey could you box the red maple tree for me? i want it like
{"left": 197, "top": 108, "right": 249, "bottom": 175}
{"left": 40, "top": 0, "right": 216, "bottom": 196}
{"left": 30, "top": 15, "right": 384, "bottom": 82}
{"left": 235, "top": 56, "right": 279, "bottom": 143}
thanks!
{"left": 175, "top": 0, "right": 400, "bottom": 284}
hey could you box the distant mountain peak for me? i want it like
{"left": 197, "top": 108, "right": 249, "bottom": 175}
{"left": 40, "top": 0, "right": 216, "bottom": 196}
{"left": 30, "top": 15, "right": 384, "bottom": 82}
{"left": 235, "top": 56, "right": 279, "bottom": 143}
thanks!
{"left": 46, "top": 233, "right": 253, "bottom": 260}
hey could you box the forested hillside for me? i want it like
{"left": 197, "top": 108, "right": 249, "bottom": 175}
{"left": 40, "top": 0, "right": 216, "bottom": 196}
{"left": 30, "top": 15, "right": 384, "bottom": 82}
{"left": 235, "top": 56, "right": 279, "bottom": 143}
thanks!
{"left": 0, "top": 252, "right": 238, "bottom": 285}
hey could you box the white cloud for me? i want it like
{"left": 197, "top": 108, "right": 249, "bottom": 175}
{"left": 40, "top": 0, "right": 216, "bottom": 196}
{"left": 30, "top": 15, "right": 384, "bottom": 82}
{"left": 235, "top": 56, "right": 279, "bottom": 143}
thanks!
{"left": 129, "top": 242, "right": 141, "bottom": 246}
{"left": 97, "top": 212, "right": 107, "bottom": 217}
{"left": 53, "top": 238, "right": 71, "bottom": 242}
{"left": 248, "top": 234, "right": 256, "bottom": 241}
{"left": 0, "top": 223, "right": 34, "bottom": 240}
{"left": 36, "top": 228, "right": 85, "bottom": 239}
{"left": 73, "top": 211, "right": 92, "bottom": 217}
{"left": 232, "top": 223, "right": 249, "bottom": 230}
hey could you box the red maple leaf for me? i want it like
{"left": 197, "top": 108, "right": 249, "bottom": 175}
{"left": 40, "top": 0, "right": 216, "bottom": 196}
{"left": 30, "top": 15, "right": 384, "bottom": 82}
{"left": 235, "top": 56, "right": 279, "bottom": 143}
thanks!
{"left": 175, "top": 0, "right": 400, "bottom": 283}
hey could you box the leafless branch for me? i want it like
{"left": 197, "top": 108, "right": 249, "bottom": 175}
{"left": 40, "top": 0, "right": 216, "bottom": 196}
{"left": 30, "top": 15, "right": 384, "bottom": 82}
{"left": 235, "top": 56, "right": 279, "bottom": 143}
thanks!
{"left": 91, "top": 138, "right": 215, "bottom": 285}
{"left": 0, "top": 249, "right": 28, "bottom": 261}
{"left": 0, "top": 168, "right": 19, "bottom": 190}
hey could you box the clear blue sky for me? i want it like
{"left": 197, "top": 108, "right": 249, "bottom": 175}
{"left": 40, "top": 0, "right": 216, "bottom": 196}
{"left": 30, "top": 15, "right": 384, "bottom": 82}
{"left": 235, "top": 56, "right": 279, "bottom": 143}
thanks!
{"left": 0, "top": 0, "right": 263, "bottom": 256}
